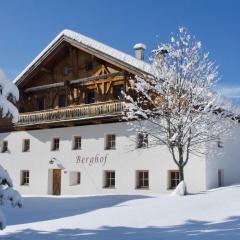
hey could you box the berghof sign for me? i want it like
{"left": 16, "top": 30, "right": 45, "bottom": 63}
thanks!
{"left": 76, "top": 154, "right": 109, "bottom": 166}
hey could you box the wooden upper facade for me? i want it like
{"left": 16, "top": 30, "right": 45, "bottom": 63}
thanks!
{"left": 1, "top": 30, "right": 151, "bottom": 131}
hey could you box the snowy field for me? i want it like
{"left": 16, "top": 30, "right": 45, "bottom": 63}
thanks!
{"left": 1, "top": 186, "right": 240, "bottom": 240}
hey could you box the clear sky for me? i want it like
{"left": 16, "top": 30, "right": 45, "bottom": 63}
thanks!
{"left": 0, "top": 0, "right": 239, "bottom": 101}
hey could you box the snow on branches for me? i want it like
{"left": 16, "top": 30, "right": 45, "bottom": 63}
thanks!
{"left": 0, "top": 70, "right": 21, "bottom": 229}
{"left": 0, "top": 70, "right": 19, "bottom": 123}
{"left": 124, "top": 27, "right": 235, "bottom": 184}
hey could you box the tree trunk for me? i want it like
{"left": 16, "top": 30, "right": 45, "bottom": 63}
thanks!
{"left": 178, "top": 146, "right": 184, "bottom": 181}
{"left": 179, "top": 165, "right": 184, "bottom": 181}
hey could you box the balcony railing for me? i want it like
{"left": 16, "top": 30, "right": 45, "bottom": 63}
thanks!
{"left": 16, "top": 101, "right": 124, "bottom": 126}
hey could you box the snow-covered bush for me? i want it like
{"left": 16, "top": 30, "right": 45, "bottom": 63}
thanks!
{"left": 0, "top": 70, "right": 21, "bottom": 229}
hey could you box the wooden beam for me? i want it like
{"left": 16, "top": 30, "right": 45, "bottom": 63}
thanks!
{"left": 25, "top": 82, "right": 64, "bottom": 93}
{"left": 70, "top": 71, "right": 123, "bottom": 85}
{"left": 24, "top": 71, "right": 124, "bottom": 93}
{"left": 105, "top": 80, "right": 113, "bottom": 96}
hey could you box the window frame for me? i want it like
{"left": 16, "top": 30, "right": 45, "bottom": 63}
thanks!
{"left": 22, "top": 139, "right": 30, "bottom": 152}
{"left": 136, "top": 133, "right": 148, "bottom": 148}
{"left": 77, "top": 172, "right": 81, "bottom": 184}
{"left": 136, "top": 170, "right": 149, "bottom": 189}
{"left": 217, "top": 138, "right": 224, "bottom": 148}
{"left": 1, "top": 141, "right": 8, "bottom": 153}
{"left": 105, "top": 134, "right": 116, "bottom": 150}
{"left": 168, "top": 170, "right": 180, "bottom": 189}
{"left": 104, "top": 170, "right": 115, "bottom": 188}
{"left": 69, "top": 171, "right": 81, "bottom": 186}
{"left": 72, "top": 136, "right": 82, "bottom": 150}
{"left": 51, "top": 137, "right": 60, "bottom": 151}
{"left": 21, "top": 170, "right": 30, "bottom": 186}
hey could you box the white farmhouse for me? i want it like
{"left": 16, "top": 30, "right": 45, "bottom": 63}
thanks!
{"left": 0, "top": 30, "right": 239, "bottom": 195}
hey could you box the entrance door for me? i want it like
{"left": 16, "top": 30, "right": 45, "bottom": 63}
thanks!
{"left": 52, "top": 169, "right": 61, "bottom": 195}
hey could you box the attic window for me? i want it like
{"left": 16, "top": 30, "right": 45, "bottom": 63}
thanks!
{"left": 63, "top": 66, "right": 72, "bottom": 75}
{"left": 85, "top": 62, "right": 93, "bottom": 71}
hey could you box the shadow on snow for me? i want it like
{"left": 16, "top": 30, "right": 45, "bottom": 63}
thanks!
{"left": 2, "top": 216, "right": 240, "bottom": 240}
{"left": 2, "top": 195, "right": 150, "bottom": 225}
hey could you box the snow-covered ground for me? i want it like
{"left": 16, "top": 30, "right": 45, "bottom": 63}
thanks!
{"left": 1, "top": 185, "right": 240, "bottom": 240}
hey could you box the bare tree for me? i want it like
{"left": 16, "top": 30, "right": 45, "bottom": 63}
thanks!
{"left": 124, "top": 27, "right": 235, "bottom": 186}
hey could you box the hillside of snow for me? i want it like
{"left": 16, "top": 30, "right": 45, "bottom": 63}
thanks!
{"left": 1, "top": 185, "right": 240, "bottom": 240}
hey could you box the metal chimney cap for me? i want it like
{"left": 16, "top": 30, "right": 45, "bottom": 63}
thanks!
{"left": 133, "top": 43, "right": 146, "bottom": 50}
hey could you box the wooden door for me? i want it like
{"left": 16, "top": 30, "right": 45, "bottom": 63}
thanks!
{"left": 52, "top": 169, "right": 61, "bottom": 195}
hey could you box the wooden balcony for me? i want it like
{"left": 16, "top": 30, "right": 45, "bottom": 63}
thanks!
{"left": 15, "top": 101, "right": 124, "bottom": 127}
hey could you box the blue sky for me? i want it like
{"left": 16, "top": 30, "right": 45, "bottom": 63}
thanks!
{"left": 0, "top": 0, "right": 239, "bottom": 101}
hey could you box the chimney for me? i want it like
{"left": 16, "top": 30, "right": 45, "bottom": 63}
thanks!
{"left": 133, "top": 43, "right": 146, "bottom": 61}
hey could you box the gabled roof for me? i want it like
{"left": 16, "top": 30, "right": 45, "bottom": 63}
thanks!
{"left": 14, "top": 29, "right": 152, "bottom": 85}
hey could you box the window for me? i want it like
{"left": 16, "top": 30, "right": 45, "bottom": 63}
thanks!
{"left": 77, "top": 172, "right": 81, "bottom": 184}
{"left": 113, "top": 85, "right": 124, "bottom": 100}
{"left": 58, "top": 94, "right": 66, "bottom": 107}
{"left": 73, "top": 136, "right": 81, "bottom": 150}
{"left": 136, "top": 171, "right": 149, "bottom": 189}
{"left": 85, "top": 90, "right": 96, "bottom": 104}
{"left": 169, "top": 171, "right": 180, "bottom": 189}
{"left": 37, "top": 97, "right": 45, "bottom": 111}
{"left": 21, "top": 170, "right": 29, "bottom": 186}
{"left": 85, "top": 62, "right": 93, "bottom": 71}
{"left": 22, "top": 139, "right": 30, "bottom": 152}
{"left": 218, "top": 169, "right": 224, "bottom": 187}
{"left": 105, "top": 134, "right": 116, "bottom": 150}
{"left": 104, "top": 171, "right": 115, "bottom": 188}
{"left": 217, "top": 139, "right": 223, "bottom": 148}
{"left": 1, "top": 141, "right": 8, "bottom": 153}
{"left": 69, "top": 171, "right": 81, "bottom": 185}
{"left": 52, "top": 138, "right": 60, "bottom": 151}
{"left": 63, "top": 66, "right": 72, "bottom": 75}
{"left": 136, "top": 133, "right": 148, "bottom": 148}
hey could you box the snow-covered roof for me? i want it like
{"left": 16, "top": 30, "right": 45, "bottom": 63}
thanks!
{"left": 14, "top": 29, "right": 152, "bottom": 85}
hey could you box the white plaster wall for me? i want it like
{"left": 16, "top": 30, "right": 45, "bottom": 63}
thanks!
{"left": 206, "top": 125, "right": 240, "bottom": 189}
{"left": 0, "top": 122, "right": 206, "bottom": 195}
